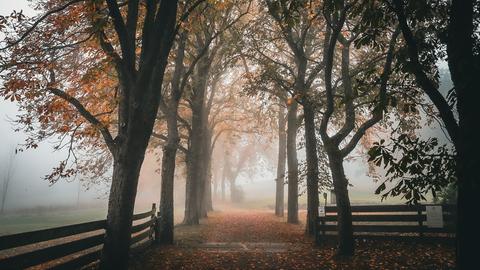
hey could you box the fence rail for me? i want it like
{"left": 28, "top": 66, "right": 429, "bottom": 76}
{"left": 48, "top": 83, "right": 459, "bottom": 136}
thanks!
{"left": 316, "top": 204, "right": 456, "bottom": 243}
{"left": 0, "top": 203, "right": 157, "bottom": 270}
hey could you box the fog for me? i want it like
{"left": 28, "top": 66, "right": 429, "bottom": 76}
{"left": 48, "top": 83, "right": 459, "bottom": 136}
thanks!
{"left": 0, "top": 0, "right": 451, "bottom": 226}
{"left": 0, "top": 95, "right": 398, "bottom": 215}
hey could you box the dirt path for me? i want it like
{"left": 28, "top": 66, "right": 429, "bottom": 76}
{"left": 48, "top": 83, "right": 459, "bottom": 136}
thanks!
{"left": 129, "top": 209, "right": 454, "bottom": 270}
{"left": 190, "top": 209, "right": 306, "bottom": 243}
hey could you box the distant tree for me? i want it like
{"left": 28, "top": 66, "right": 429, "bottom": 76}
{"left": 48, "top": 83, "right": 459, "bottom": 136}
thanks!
{"left": 434, "top": 183, "right": 457, "bottom": 205}
{"left": 265, "top": 0, "right": 326, "bottom": 233}
{"left": 1, "top": 147, "right": 16, "bottom": 215}
{"left": 221, "top": 137, "right": 270, "bottom": 203}
{"left": 176, "top": 0, "right": 251, "bottom": 225}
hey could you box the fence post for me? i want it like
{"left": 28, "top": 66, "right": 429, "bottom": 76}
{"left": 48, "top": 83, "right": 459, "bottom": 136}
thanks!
{"left": 315, "top": 216, "right": 326, "bottom": 246}
{"left": 321, "top": 217, "right": 325, "bottom": 236}
{"left": 150, "top": 203, "right": 157, "bottom": 242}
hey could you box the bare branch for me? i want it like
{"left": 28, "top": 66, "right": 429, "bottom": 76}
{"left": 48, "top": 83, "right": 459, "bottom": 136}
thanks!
{"left": 152, "top": 132, "right": 188, "bottom": 154}
{"left": 0, "top": 0, "right": 86, "bottom": 51}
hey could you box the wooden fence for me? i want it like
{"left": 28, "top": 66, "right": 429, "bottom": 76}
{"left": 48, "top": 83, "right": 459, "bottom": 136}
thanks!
{"left": 316, "top": 204, "right": 456, "bottom": 243}
{"left": 0, "top": 203, "right": 157, "bottom": 270}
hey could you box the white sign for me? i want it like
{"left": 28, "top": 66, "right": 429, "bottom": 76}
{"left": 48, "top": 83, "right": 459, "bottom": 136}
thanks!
{"left": 318, "top": 206, "right": 326, "bottom": 217}
{"left": 426, "top": 205, "right": 444, "bottom": 228}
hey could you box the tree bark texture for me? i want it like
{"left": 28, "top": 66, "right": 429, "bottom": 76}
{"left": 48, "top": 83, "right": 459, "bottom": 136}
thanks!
{"left": 100, "top": 1, "right": 179, "bottom": 267}
{"left": 446, "top": 1, "right": 479, "bottom": 268}
{"left": 183, "top": 56, "right": 210, "bottom": 225}
{"left": 304, "top": 103, "right": 319, "bottom": 236}
{"left": 287, "top": 101, "right": 299, "bottom": 224}
{"left": 327, "top": 146, "right": 354, "bottom": 255}
{"left": 156, "top": 32, "right": 186, "bottom": 245}
{"left": 275, "top": 105, "right": 287, "bottom": 217}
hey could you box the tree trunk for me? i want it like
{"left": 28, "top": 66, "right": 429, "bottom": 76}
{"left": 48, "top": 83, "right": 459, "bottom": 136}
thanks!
{"left": 100, "top": 132, "right": 149, "bottom": 269}
{"left": 221, "top": 170, "right": 226, "bottom": 201}
{"left": 449, "top": 45, "right": 479, "bottom": 270}
{"left": 1, "top": 189, "right": 7, "bottom": 214}
{"left": 205, "top": 171, "right": 213, "bottom": 211}
{"left": 213, "top": 170, "right": 218, "bottom": 200}
{"left": 275, "top": 105, "right": 287, "bottom": 217}
{"left": 455, "top": 143, "right": 479, "bottom": 269}
{"left": 197, "top": 138, "right": 207, "bottom": 218}
{"left": 156, "top": 111, "right": 179, "bottom": 245}
{"left": 286, "top": 101, "right": 299, "bottom": 224}
{"left": 1, "top": 149, "right": 15, "bottom": 215}
{"left": 229, "top": 178, "right": 235, "bottom": 202}
{"left": 156, "top": 31, "right": 186, "bottom": 245}
{"left": 303, "top": 103, "right": 319, "bottom": 236}
{"left": 221, "top": 149, "right": 229, "bottom": 201}
{"left": 327, "top": 148, "right": 354, "bottom": 256}
{"left": 184, "top": 111, "right": 204, "bottom": 225}
{"left": 198, "top": 124, "right": 211, "bottom": 218}
{"left": 184, "top": 115, "right": 204, "bottom": 224}
{"left": 205, "top": 143, "right": 214, "bottom": 211}
{"left": 446, "top": 2, "right": 479, "bottom": 268}
{"left": 183, "top": 55, "right": 209, "bottom": 225}
{"left": 183, "top": 155, "right": 199, "bottom": 225}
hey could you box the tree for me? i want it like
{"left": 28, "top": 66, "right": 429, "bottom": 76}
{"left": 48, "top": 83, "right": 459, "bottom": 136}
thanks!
{"left": 153, "top": 1, "right": 231, "bottom": 238}
{"left": 387, "top": 1, "right": 479, "bottom": 267}
{"left": 0, "top": 147, "right": 16, "bottom": 215}
{"left": 265, "top": 0, "right": 327, "bottom": 233}
{"left": 286, "top": 99, "right": 300, "bottom": 224}
{"left": 242, "top": 1, "right": 325, "bottom": 226}
{"left": 0, "top": 1, "right": 187, "bottom": 268}
{"left": 154, "top": 30, "right": 188, "bottom": 245}
{"left": 207, "top": 64, "right": 276, "bottom": 205}
{"left": 177, "top": 0, "right": 251, "bottom": 225}
{"left": 319, "top": 0, "right": 400, "bottom": 255}
{"left": 275, "top": 103, "right": 286, "bottom": 216}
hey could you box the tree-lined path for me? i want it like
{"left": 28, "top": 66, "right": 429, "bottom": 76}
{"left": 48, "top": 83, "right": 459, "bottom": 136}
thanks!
{"left": 130, "top": 208, "right": 454, "bottom": 270}
{"left": 1, "top": 0, "right": 477, "bottom": 268}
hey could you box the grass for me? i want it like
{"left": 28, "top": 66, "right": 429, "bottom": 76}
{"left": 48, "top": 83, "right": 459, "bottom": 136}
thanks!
{"left": 0, "top": 207, "right": 107, "bottom": 235}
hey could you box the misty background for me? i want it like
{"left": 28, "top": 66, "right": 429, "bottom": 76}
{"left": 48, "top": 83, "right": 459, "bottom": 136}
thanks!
{"left": 0, "top": 0, "right": 453, "bottom": 233}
